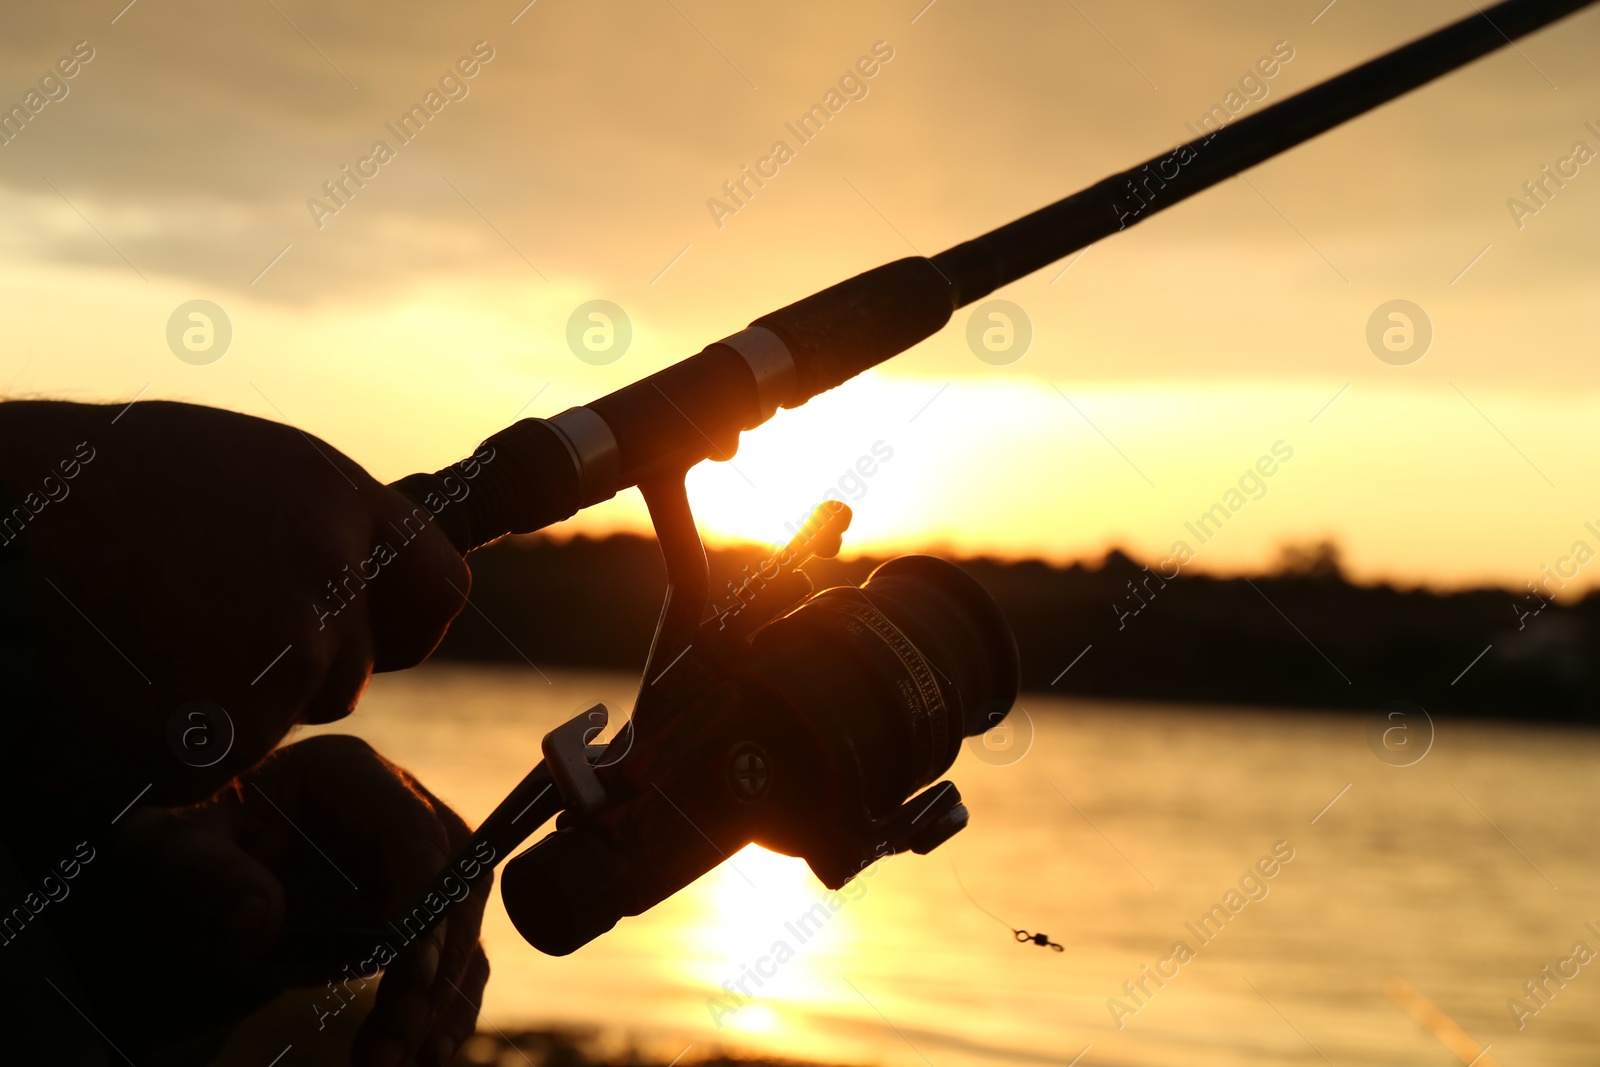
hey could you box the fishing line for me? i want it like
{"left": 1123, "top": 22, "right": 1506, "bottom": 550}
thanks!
{"left": 950, "top": 859, "right": 1063, "bottom": 952}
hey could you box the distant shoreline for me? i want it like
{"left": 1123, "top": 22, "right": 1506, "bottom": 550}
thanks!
{"left": 433, "top": 534, "right": 1599, "bottom": 724}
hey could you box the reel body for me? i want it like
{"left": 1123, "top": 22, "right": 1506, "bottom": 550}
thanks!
{"left": 387, "top": 483, "right": 1019, "bottom": 959}
{"left": 500, "top": 493, "right": 1020, "bottom": 955}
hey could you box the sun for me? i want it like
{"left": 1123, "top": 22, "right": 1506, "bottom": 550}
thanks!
{"left": 681, "top": 374, "right": 935, "bottom": 554}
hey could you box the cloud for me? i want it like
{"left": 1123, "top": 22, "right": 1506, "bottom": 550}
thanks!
{"left": 0, "top": 1, "right": 1591, "bottom": 303}
{"left": 0, "top": 0, "right": 1594, "bottom": 397}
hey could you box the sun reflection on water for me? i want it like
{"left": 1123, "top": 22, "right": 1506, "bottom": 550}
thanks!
{"left": 332, "top": 668, "right": 1600, "bottom": 1067}
{"left": 681, "top": 844, "right": 880, "bottom": 1037}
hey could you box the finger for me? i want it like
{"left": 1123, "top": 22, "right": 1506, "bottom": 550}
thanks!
{"left": 352, "top": 917, "right": 450, "bottom": 1067}
{"left": 376, "top": 770, "right": 491, "bottom": 1046}
{"left": 351, "top": 964, "right": 436, "bottom": 1067}
{"left": 404, "top": 778, "right": 493, "bottom": 995}
{"left": 425, "top": 867, "right": 490, "bottom": 1038}
{"left": 366, "top": 483, "right": 471, "bottom": 672}
{"left": 367, "top": 777, "right": 490, "bottom": 1066}
{"left": 296, "top": 624, "right": 377, "bottom": 726}
{"left": 419, "top": 945, "right": 490, "bottom": 1067}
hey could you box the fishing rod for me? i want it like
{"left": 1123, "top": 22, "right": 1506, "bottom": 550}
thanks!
{"left": 357, "top": 0, "right": 1596, "bottom": 963}
{"left": 395, "top": 0, "right": 1597, "bottom": 555}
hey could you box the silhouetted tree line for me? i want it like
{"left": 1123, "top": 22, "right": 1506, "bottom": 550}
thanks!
{"left": 433, "top": 535, "right": 1596, "bottom": 721}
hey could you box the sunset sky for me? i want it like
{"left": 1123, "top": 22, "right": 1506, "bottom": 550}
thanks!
{"left": 3, "top": 0, "right": 1598, "bottom": 590}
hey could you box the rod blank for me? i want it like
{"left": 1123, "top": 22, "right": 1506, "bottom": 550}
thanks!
{"left": 395, "top": 0, "right": 1597, "bottom": 552}
{"left": 931, "top": 0, "right": 1596, "bottom": 307}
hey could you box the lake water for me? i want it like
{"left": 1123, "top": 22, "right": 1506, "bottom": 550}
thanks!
{"left": 303, "top": 664, "right": 1600, "bottom": 1067}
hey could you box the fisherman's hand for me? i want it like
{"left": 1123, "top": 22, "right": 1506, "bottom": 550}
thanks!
{"left": 110, "top": 735, "right": 492, "bottom": 1067}
{"left": 0, "top": 399, "right": 469, "bottom": 809}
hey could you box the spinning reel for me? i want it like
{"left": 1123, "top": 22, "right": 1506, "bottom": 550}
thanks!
{"left": 404, "top": 475, "right": 1019, "bottom": 956}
